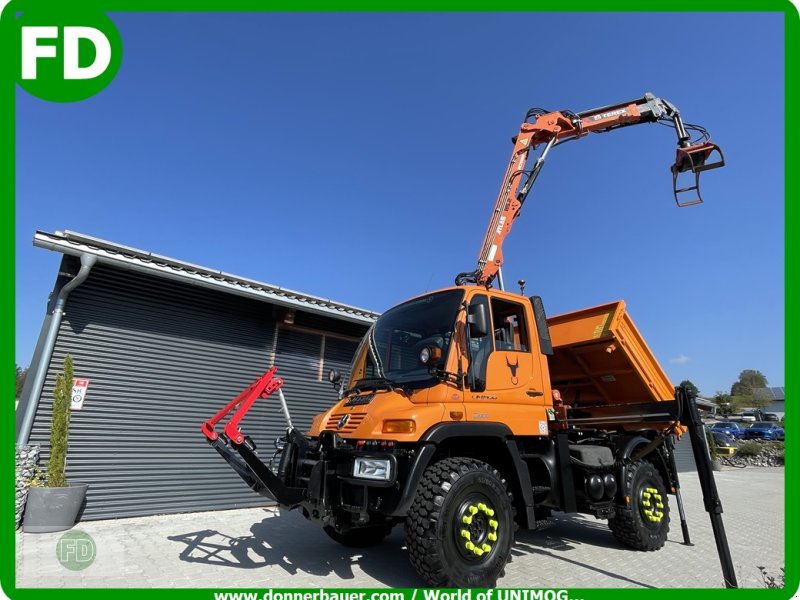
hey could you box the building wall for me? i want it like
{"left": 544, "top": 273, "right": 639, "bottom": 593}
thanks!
{"left": 766, "top": 401, "right": 785, "bottom": 418}
{"left": 28, "top": 263, "right": 367, "bottom": 520}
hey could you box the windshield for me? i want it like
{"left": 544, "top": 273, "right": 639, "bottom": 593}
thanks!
{"left": 348, "top": 289, "right": 464, "bottom": 390}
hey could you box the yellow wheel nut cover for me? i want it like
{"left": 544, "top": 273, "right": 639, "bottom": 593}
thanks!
{"left": 469, "top": 505, "right": 479, "bottom": 515}
{"left": 465, "top": 541, "right": 475, "bottom": 551}
{"left": 489, "top": 519, "right": 498, "bottom": 530}
{"left": 477, "top": 503, "right": 487, "bottom": 511}
{"left": 485, "top": 508, "right": 495, "bottom": 517}
{"left": 473, "top": 547, "right": 484, "bottom": 556}
{"left": 482, "top": 544, "right": 491, "bottom": 552}
{"left": 462, "top": 515, "right": 473, "bottom": 525}
{"left": 487, "top": 532, "right": 497, "bottom": 542}
{"left": 461, "top": 529, "right": 471, "bottom": 540}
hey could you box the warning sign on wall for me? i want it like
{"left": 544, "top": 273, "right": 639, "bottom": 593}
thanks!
{"left": 71, "top": 378, "right": 90, "bottom": 411}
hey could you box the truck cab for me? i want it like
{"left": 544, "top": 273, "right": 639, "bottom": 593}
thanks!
{"left": 308, "top": 286, "right": 555, "bottom": 442}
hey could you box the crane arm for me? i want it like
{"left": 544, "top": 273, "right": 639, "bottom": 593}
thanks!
{"left": 455, "top": 93, "right": 724, "bottom": 288}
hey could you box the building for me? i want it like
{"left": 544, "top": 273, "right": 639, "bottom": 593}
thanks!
{"left": 753, "top": 387, "right": 786, "bottom": 418}
{"left": 15, "top": 231, "right": 377, "bottom": 520}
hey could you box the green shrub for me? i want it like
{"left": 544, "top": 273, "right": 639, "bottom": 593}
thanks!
{"left": 46, "top": 355, "right": 73, "bottom": 488}
{"left": 705, "top": 428, "right": 719, "bottom": 458}
{"left": 735, "top": 440, "right": 762, "bottom": 458}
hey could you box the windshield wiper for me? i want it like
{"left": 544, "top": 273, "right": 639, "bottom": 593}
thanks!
{"left": 345, "top": 377, "right": 406, "bottom": 396}
{"left": 430, "top": 368, "right": 464, "bottom": 389}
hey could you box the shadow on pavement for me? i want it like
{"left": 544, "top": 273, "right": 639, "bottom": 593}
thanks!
{"left": 513, "top": 516, "right": 656, "bottom": 588}
{"left": 168, "top": 511, "right": 655, "bottom": 587}
{"left": 167, "top": 511, "right": 420, "bottom": 587}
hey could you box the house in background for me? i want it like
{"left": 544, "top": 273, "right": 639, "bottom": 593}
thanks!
{"left": 753, "top": 387, "right": 786, "bottom": 418}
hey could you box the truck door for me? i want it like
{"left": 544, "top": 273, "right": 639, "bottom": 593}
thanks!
{"left": 465, "top": 294, "right": 549, "bottom": 434}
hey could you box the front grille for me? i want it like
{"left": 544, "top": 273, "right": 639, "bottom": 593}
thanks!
{"left": 326, "top": 412, "right": 367, "bottom": 433}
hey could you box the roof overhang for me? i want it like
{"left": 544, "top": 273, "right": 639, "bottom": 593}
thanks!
{"left": 34, "top": 230, "right": 379, "bottom": 326}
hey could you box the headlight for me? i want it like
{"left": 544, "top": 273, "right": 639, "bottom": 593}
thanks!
{"left": 353, "top": 457, "right": 392, "bottom": 481}
{"left": 419, "top": 345, "right": 442, "bottom": 365}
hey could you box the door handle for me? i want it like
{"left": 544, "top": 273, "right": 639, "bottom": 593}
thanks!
{"left": 527, "top": 390, "right": 544, "bottom": 397}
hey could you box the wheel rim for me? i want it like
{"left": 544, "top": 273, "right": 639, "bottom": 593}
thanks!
{"left": 454, "top": 494, "right": 499, "bottom": 562}
{"left": 638, "top": 482, "right": 665, "bottom": 528}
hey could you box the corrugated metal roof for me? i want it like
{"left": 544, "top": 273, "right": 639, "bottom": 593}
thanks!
{"left": 753, "top": 387, "right": 785, "bottom": 401}
{"left": 33, "top": 230, "right": 379, "bottom": 325}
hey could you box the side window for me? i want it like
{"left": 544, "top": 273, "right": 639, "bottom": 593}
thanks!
{"left": 490, "top": 298, "right": 529, "bottom": 352}
{"left": 467, "top": 295, "right": 492, "bottom": 391}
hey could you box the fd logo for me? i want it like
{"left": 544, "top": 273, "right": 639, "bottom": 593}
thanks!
{"left": 15, "top": 10, "right": 123, "bottom": 102}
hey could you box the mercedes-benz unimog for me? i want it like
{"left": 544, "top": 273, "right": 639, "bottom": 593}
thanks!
{"left": 202, "top": 93, "right": 731, "bottom": 587}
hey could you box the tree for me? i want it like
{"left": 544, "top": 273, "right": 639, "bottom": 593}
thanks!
{"left": 749, "top": 388, "right": 772, "bottom": 413}
{"left": 712, "top": 391, "right": 734, "bottom": 416}
{"left": 730, "top": 369, "right": 768, "bottom": 397}
{"left": 46, "top": 355, "right": 73, "bottom": 488}
{"left": 679, "top": 379, "right": 700, "bottom": 398}
{"left": 15, "top": 364, "right": 28, "bottom": 399}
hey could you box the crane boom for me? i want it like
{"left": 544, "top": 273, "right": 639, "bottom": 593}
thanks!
{"left": 455, "top": 92, "right": 724, "bottom": 288}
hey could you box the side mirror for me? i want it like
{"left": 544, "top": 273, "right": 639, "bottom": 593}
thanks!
{"left": 328, "top": 369, "right": 344, "bottom": 399}
{"left": 468, "top": 303, "right": 489, "bottom": 338}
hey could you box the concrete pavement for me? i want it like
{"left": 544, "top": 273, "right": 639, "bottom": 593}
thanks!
{"left": 15, "top": 466, "right": 785, "bottom": 589}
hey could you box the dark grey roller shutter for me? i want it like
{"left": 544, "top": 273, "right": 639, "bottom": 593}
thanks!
{"left": 272, "top": 328, "right": 356, "bottom": 434}
{"left": 324, "top": 337, "right": 359, "bottom": 389}
{"left": 28, "top": 264, "right": 367, "bottom": 520}
{"left": 672, "top": 434, "right": 697, "bottom": 472}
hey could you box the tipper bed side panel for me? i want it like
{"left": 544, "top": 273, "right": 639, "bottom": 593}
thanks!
{"left": 546, "top": 301, "right": 674, "bottom": 409}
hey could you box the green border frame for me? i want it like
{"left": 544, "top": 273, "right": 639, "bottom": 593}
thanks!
{"left": 3, "top": 1, "right": 796, "bottom": 598}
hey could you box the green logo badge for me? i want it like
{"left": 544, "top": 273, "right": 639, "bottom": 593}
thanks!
{"left": 14, "top": 9, "right": 123, "bottom": 102}
{"left": 56, "top": 530, "right": 96, "bottom": 571}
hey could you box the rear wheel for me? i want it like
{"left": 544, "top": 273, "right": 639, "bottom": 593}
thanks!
{"left": 609, "top": 460, "right": 670, "bottom": 551}
{"left": 323, "top": 524, "right": 393, "bottom": 548}
{"left": 406, "top": 457, "right": 515, "bottom": 587}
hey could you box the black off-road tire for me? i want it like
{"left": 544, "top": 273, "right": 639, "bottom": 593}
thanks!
{"left": 323, "top": 524, "right": 393, "bottom": 548}
{"left": 405, "top": 457, "right": 515, "bottom": 587}
{"left": 609, "top": 460, "right": 670, "bottom": 551}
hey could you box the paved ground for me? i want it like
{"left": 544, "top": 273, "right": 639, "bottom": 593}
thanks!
{"left": 16, "top": 466, "right": 784, "bottom": 589}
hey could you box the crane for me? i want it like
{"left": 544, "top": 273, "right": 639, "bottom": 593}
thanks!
{"left": 455, "top": 92, "right": 724, "bottom": 288}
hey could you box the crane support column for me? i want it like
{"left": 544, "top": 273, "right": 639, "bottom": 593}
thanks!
{"left": 678, "top": 385, "right": 738, "bottom": 588}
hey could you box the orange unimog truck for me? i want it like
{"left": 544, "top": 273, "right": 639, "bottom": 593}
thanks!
{"left": 203, "top": 94, "right": 730, "bottom": 587}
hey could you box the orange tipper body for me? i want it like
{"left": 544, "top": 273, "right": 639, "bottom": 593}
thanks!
{"left": 308, "top": 288, "right": 676, "bottom": 441}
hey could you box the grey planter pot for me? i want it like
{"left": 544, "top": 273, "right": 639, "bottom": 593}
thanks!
{"left": 23, "top": 484, "right": 88, "bottom": 533}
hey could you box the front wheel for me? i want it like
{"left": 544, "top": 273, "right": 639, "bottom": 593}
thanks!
{"left": 406, "top": 457, "right": 515, "bottom": 587}
{"left": 608, "top": 460, "right": 670, "bottom": 551}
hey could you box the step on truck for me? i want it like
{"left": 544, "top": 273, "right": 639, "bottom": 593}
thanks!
{"left": 202, "top": 93, "right": 733, "bottom": 587}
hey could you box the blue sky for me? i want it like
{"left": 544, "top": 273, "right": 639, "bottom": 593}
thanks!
{"left": 15, "top": 11, "right": 784, "bottom": 396}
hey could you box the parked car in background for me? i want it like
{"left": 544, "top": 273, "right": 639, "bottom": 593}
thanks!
{"left": 743, "top": 421, "right": 785, "bottom": 441}
{"left": 710, "top": 421, "right": 747, "bottom": 439}
{"left": 739, "top": 411, "right": 760, "bottom": 423}
{"left": 764, "top": 413, "right": 780, "bottom": 422}
{"left": 711, "top": 432, "right": 738, "bottom": 457}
